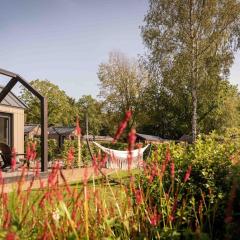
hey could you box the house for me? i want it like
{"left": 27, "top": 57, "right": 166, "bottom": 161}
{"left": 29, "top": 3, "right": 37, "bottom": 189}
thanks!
{"left": 48, "top": 126, "right": 76, "bottom": 148}
{"left": 0, "top": 86, "right": 26, "bottom": 154}
{"left": 0, "top": 68, "right": 48, "bottom": 172}
{"left": 136, "top": 133, "right": 166, "bottom": 144}
{"left": 24, "top": 124, "right": 41, "bottom": 140}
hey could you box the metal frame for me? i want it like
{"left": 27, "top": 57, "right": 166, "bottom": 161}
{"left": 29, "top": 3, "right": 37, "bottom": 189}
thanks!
{"left": 0, "top": 68, "right": 48, "bottom": 172}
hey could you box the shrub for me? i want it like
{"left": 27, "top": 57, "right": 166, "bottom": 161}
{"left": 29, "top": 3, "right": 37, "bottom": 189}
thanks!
{"left": 136, "top": 132, "right": 240, "bottom": 239}
{"left": 24, "top": 138, "right": 58, "bottom": 161}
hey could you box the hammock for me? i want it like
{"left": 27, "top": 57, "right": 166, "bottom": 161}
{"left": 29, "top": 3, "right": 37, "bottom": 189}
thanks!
{"left": 93, "top": 142, "right": 149, "bottom": 170}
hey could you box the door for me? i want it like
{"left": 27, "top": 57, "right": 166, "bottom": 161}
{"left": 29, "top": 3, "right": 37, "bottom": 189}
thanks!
{"left": 0, "top": 112, "right": 12, "bottom": 146}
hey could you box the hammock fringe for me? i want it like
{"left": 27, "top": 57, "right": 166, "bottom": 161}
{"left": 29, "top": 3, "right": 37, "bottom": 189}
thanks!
{"left": 92, "top": 142, "right": 149, "bottom": 170}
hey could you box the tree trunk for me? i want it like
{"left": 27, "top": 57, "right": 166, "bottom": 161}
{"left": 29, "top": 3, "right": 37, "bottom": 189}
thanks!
{"left": 189, "top": 0, "right": 198, "bottom": 143}
{"left": 192, "top": 87, "right": 197, "bottom": 143}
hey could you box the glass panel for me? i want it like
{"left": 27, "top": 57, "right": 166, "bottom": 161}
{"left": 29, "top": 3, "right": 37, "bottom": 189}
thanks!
{"left": 0, "top": 115, "right": 10, "bottom": 145}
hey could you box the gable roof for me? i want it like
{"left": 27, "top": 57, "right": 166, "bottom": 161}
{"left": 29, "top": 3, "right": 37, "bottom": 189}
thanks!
{"left": 48, "top": 126, "right": 76, "bottom": 136}
{"left": 136, "top": 133, "right": 164, "bottom": 141}
{"left": 24, "top": 124, "right": 40, "bottom": 133}
{"left": 82, "top": 135, "right": 114, "bottom": 142}
{"left": 179, "top": 134, "right": 193, "bottom": 143}
{"left": 0, "top": 86, "right": 26, "bottom": 109}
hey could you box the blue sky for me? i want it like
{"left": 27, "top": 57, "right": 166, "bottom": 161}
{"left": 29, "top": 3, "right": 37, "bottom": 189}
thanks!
{"left": 0, "top": 0, "right": 239, "bottom": 99}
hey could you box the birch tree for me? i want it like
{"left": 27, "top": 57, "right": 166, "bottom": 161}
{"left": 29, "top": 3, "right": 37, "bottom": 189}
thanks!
{"left": 142, "top": 0, "right": 240, "bottom": 142}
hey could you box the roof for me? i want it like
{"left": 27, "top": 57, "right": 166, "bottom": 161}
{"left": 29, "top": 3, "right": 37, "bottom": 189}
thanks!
{"left": 136, "top": 133, "right": 164, "bottom": 141}
{"left": 24, "top": 124, "right": 40, "bottom": 133}
{"left": 179, "top": 134, "right": 193, "bottom": 143}
{"left": 48, "top": 126, "right": 76, "bottom": 136}
{"left": 83, "top": 135, "right": 114, "bottom": 141}
{"left": 0, "top": 86, "right": 27, "bottom": 109}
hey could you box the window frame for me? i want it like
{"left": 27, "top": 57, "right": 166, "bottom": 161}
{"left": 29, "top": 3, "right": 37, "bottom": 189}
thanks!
{"left": 0, "top": 112, "right": 13, "bottom": 147}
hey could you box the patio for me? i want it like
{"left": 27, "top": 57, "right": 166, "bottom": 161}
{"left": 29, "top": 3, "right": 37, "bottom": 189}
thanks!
{"left": 2, "top": 166, "right": 113, "bottom": 193}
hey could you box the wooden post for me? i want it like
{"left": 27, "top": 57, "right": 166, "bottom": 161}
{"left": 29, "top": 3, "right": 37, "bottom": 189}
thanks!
{"left": 41, "top": 98, "right": 48, "bottom": 172}
{"left": 78, "top": 133, "right": 81, "bottom": 167}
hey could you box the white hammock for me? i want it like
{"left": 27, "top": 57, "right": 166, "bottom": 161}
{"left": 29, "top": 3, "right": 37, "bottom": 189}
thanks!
{"left": 93, "top": 141, "right": 149, "bottom": 170}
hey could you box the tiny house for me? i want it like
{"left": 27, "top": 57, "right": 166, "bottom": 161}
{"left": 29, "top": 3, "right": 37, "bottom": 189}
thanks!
{"left": 48, "top": 126, "right": 76, "bottom": 149}
{"left": 24, "top": 124, "right": 41, "bottom": 140}
{"left": 0, "top": 86, "right": 26, "bottom": 154}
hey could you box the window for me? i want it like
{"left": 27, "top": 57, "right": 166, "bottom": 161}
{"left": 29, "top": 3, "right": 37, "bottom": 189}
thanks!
{"left": 0, "top": 113, "right": 12, "bottom": 146}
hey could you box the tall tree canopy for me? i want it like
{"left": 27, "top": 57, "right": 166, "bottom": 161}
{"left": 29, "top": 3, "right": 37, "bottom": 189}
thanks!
{"left": 76, "top": 95, "right": 104, "bottom": 135}
{"left": 142, "top": 0, "right": 240, "bottom": 141}
{"left": 20, "top": 80, "right": 76, "bottom": 126}
{"left": 98, "top": 51, "right": 148, "bottom": 129}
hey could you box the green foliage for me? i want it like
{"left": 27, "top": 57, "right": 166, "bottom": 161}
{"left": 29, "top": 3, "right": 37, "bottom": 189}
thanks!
{"left": 141, "top": 0, "right": 240, "bottom": 139}
{"left": 62, "top": 140, "right": 98, "bottom": 167}
{"left": 138, "top": 131, "right": 240, "bottom": 239}
{"left": 24, "top": 138, "right": 58, "bottom": 161}
{"left": 20, "top": 79, "right": 77, "bottom": 125}
{"left": 1, "top": 131, "right": 240, "bottom": 239}
{"left": 97, "top": 51, "right": 148, "bottom": 133}
{"left": 76, "top": 95, "right": 104, "bottom": 135}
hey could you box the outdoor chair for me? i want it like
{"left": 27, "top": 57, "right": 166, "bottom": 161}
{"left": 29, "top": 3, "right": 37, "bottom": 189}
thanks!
{"left": 0, "top": 143, "right": 25, "bottom": 171}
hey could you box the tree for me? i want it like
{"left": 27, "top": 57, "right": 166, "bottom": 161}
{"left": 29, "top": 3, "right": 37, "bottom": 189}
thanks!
{"left": 199, "top": 81, "right": 240, "bottom": 132}
{"left": 76, "top": 95, "right": 104, "bottom": 135}
{"left": 20, "top": 80, "right": 76, "bottom": 126}
{"left": 142, "top": 0, "right": 240, "bottom": 141}
{"left": 98, "top": 51, "right": 148, "bottom": 130}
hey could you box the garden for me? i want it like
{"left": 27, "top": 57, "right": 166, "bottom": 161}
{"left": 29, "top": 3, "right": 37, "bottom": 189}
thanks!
{"left": 1, "top": 127, "right": 240, "bottom": 239}
{"left": 0, "top": 0, "right": 240, "bottom": 239}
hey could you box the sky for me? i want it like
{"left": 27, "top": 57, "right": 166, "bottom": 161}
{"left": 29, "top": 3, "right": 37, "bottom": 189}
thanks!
{"left": 0, "top": 0, "right": 239, "bottom": 99}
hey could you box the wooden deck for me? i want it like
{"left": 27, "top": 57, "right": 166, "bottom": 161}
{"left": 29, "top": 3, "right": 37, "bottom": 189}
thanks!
{"left": 1, "top": 167, "right": 113, "bottom": 193}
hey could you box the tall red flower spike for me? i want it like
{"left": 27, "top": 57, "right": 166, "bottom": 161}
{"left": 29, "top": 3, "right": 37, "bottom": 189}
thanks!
{"left": 170, "top": 160, "right": 175, "bottom": 179}
{"left": 127, "top": 128, "right": 136, "bottom": 170}
{"left": 75, "top": 116, "right": 81, "bottom": 136}
{"left": 113, "top": 109, "right": 132, "bottom": 143}
{"left": 26, "top": 143, "right": 31, "bottom": 161}
{"left": 184, "top": 165, "right": 192, "bottom": 183}
{"left": 11, "top": 147, "right": 17, "bottom": 172}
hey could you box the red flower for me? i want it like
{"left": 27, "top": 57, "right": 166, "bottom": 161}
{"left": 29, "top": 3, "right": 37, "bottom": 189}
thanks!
{"left": 150, "top": 213, "right": 160, "bottom": 226}
{"left": 160, "top": 148, "right": 172, "bottom": 177}
{"left": 75, "top": 116, "right": 81, "bottom": 136}
{"left": 26, "top": 143, "right": 31, "bottom": 161}
{"left": 31, "top": 142, "right": 37, "bottom": 160}
{"left": 127, "top": 128, "right": 136, "bottom": 170}
{"left": 11, "top": 148, "right": 16, "bottom": 171}
{"left": 150, "top": 209, "right": 161, "bottom": 226}
{"left": 67, "top": 147, "right": 75, "bottom": 167}
{"left": 170, "top": 160, "right": 175, "bottom": 179}
{"left": 5, "top": 232, "right": 17, "bottom": 240}
{"left": 3, "top": 211, "right": 11, "bottom": 228}
{"left": 113, "top": 110, "right": 132, "bottom": 143}
{"left": 184, "top": 165, "right": 192, "bottom": 182}
{"left": 161, "top": 162, "right": 166, "bottom": 175}
{"left": 135, "top": 189, "right": 143, "bottom": 205}
{"left": 165, "top": 146, "right": 171, "bottom": 164}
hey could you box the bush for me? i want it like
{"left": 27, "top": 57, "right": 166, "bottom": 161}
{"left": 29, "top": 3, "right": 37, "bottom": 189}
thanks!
{"left": 62, "top": 140, "right": 99, "bottom": 167}
{"left": 136, "top": 132, "right": 240, "bottom": 239}
{"left": 24, "top": 138, "right": 58, "bottom": 161}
